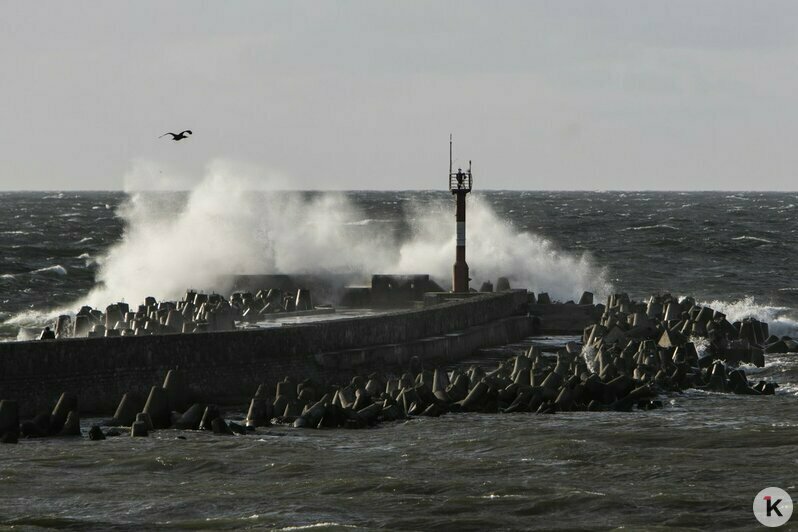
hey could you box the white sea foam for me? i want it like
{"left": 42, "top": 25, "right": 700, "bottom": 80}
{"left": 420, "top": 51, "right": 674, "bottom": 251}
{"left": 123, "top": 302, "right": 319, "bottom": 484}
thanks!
{"left": 736, "top": 358, "right": 792, "bottom": 376}
{"left": 76, "top": 162, "right": 612, "bottom": 308}
{"left": 689, "top": 336, "right": 710, "bottom": 358}
{"left": 581, "top": 344, "right": 598, "bottom": 373}
{"left": 699, "top": 296, "right": 798, "bottom": 338}
{"left": 777, "top": 383, "right": 798, "bottom": 396}
{"left": 31, "top": 265, "right": 67, "bottom": 276}
{"left": 731, "top": 235, "right": 774, "bottom": 244}
{"left": 5, "top": 161, "right": 613, "bottom": 328}
{"left": 622, "top": 224, "right": 678, "bottom": 231}
{"left": 276, "top": 523, "right": 357, "bottom": 531}
{"left": 77, "top": 252, "right": 96, "bottom": 266}
{"left": 6, "top": 308, "right": 68, "bottom": 334}
{"left": 395, "top": 196, "right": 612, "bottom": 302}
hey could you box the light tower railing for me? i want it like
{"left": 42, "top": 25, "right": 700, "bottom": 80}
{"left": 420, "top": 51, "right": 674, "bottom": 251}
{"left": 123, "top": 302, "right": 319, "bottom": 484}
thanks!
{"left": 448, "top": 170, "right": 473, "bottom": 192}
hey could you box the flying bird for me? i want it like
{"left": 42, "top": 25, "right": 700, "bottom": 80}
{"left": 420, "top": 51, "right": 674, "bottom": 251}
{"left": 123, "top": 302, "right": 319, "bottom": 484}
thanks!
{"left": 159, "top": 130, "right": 193, "bottom": 141}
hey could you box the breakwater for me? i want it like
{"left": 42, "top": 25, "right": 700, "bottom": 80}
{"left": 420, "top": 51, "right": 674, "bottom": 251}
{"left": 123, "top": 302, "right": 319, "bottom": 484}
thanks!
{"left": 1, "top": 290, "right": 786, "bottom": 445}
{"left": 61, "top": 287, "right": 317, "bottom": 339}
{"left": 0, "top": 291, "right": 531, "bottom": 417}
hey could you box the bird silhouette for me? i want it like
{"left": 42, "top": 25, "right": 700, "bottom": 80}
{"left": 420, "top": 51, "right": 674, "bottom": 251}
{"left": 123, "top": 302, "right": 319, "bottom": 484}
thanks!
{"left": 159, "top": 130, "right": 193, "bottom": 141}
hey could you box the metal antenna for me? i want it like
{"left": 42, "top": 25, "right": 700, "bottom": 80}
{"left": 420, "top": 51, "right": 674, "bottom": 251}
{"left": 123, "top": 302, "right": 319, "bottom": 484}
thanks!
{"left": 449, "top": 134, "right": 453, "bottom": 175}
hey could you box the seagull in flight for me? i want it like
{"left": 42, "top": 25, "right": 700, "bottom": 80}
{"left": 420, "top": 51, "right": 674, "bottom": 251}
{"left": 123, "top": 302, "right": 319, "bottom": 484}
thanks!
{"left": 159, "top": 130, "right": 193, "bottom": 141}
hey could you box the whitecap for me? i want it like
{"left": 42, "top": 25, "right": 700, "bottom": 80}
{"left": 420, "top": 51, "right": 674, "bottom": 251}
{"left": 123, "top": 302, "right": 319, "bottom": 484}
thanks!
{"left": 5, "top": 306, "right": 71, "bottom": 324}
{"left": 736, "top": 357, "right": 795, "bottom": 376}
{"left": 622, "top": 224, "right": 678, "bottom": 231}
{"left": 731, "top": 236, "right": 774, "bottom": 244}
{"left": 699, "top": 296, "right": 798, "bottom": 338}
{"left": 31, "top": 265, "right": 67, "bottom": 276}
{"left": 776, "top": 383, "right": 798, "bottom": 397}
{"left": 276, "top": 523, "right": 357, "bottom": 531}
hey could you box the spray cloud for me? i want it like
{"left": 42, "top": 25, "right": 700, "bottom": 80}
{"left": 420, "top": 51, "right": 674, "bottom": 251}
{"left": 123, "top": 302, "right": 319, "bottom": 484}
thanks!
{"left": 84, "top": 160, "right": 614, "bottom": 308}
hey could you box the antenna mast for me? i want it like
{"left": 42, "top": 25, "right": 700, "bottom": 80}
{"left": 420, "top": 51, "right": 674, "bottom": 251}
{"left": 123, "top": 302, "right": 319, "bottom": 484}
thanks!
{"left": 449, "top": 134, "right": 453, "bottom": 176}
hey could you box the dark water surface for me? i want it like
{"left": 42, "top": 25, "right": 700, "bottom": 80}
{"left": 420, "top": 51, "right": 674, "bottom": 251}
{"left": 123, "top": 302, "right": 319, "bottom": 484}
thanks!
{"left": 1, "top": 191, "right": 798, "bottom": 530}
{"left": 2, "top": 378, "right": 797, "bottom": 530}
{"left": 3, "top": 191, "right": 798, "bottom": 326}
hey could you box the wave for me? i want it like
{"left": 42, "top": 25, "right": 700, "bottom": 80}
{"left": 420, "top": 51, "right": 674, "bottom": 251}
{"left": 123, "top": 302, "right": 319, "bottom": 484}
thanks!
{"left": 77, "top": 253, "right": 97, "bottom": 266}
{"left": 0, "top": 308, "right": 71, "bottom": 342}
{"left": 621, "top": 224, "right": 678, "bottom": 232}
{"left": 276, "top": 523, "right": 358, "bottom": 531}
{"left": 395, "top": 196, "right": 613, "bottom": 302}
{"left": 698, "top": 296, "right": 798, "bottom": 338}
{"left": 4, "top": 307, "right": 74, "bottom": 340}
{"left": 1, "top": 265, "right": 69, "bottom": 280}
{"left": 737, "top": 357, "right": 794, "bottom": 376}
{"left": 776, "top": 383, "right": 798, "bottom": 397}
{"left": 69, "top": 166, "right": 613, "bottom": 308}
{"left": 30, "top": 265, "right": 67, "bottom": 276}
{"left": 731, "top": 236, "right": 774, "bottom": 244}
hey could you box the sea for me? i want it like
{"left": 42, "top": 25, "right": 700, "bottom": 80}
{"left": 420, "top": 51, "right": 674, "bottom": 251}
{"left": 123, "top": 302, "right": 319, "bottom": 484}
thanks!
{"left": 1, "top": 190, "right": 797, "bottom": 530}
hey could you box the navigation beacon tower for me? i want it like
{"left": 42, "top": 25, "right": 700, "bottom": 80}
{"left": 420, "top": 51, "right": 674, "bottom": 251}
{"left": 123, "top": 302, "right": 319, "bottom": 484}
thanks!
{"left": 448, "top": 135, "right": 473, "bottom": 293}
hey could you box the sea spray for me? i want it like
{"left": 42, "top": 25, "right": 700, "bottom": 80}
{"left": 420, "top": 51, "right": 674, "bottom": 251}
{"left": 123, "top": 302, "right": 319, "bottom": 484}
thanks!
{"left": 84, "top": 169, "right": 613, "bottom": 308}
{"left": 82, "top": 174, "right": 397, "bottom": 307}
{"left": 3, "top": 167, "right": 613, "bottom": 333}
{"left": 698, "top": 296, "right": 798, "bottom": 338}
{"left": 396, "top": 195, "right": 612, "bottom": 302}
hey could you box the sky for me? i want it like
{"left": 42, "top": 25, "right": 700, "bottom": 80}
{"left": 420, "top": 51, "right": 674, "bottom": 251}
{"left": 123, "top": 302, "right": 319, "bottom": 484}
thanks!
{"left": 2, "top": 1, "right": 798, "bottom": 191}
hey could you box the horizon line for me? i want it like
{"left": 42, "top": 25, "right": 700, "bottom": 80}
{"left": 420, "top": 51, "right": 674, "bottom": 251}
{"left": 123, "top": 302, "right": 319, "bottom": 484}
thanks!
{"left": 1, "top": 189, "right": 797, "bottom": 194}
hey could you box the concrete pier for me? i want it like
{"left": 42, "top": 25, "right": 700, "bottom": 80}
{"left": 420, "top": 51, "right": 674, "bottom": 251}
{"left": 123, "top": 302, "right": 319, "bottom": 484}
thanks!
{"left": 0, "top": 292, "right": 536, "bottom": 416}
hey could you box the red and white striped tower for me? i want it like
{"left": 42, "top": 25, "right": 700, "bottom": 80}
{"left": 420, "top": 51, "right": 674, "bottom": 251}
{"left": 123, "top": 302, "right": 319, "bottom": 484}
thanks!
{"left": 449, "top": 135, "right": 472, "bottom": 292}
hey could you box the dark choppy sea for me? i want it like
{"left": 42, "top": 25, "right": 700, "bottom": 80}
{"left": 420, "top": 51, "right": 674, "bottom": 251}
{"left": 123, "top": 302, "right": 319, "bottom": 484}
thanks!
{"left": 1, "top": 191, "right": 798, "bottom": 530}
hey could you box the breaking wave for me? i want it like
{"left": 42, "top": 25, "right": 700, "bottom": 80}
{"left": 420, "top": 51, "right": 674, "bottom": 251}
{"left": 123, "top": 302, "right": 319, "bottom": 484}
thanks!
{"left": 75, "top": 164, "right": 612, "bottom": 308}
{"left": 699, "top": 296, "right": 798, "bottom": 338}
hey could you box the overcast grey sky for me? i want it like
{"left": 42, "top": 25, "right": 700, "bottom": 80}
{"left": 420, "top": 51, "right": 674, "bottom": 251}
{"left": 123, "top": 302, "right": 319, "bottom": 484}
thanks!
{"left": 2, "top": 1, "right": 798, "bottom": 190}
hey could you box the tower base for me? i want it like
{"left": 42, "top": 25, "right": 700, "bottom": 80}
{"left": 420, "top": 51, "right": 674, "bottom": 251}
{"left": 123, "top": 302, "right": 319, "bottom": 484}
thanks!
{"left": 452, "top": 261, "right": 469, "bottom": 293}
